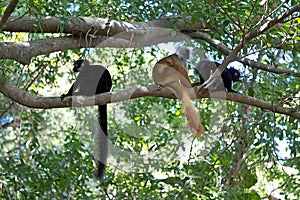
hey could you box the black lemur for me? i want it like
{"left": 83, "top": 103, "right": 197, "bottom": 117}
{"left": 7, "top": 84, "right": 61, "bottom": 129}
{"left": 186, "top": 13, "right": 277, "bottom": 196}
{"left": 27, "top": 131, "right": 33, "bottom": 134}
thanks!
{"left": 194, "top": 60, "right": 240, "bottom": 93}
{"left": 61, "top": 59, "right": 112, "bottom": 180}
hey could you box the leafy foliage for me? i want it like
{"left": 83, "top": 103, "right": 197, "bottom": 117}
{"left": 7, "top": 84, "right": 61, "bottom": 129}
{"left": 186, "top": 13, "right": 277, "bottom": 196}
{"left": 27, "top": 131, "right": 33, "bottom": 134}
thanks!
{"left": 0, "top": 0, "right": 300, "bottom": 199}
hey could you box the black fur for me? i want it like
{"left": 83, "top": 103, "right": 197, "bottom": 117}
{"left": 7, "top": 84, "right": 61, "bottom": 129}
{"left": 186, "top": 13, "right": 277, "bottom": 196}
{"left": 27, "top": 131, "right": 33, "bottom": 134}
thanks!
{"left": 195, "top": 60, "right": 240, "bottom": 93}
{"left": 61, "top": 59, "right": 112, "bottom": 180}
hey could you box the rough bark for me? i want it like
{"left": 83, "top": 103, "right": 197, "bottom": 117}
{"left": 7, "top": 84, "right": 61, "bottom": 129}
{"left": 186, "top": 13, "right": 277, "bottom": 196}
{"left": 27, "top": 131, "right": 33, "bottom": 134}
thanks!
{"left": 0, "top": 77, "right": 299, "bottom": 119}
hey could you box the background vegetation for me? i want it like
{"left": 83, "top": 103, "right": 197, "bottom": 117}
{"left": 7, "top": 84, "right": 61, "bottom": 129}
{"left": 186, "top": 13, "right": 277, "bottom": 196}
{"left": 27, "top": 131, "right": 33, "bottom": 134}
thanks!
{"left": 0, "top": 0, "right": 299, "bottom": 199}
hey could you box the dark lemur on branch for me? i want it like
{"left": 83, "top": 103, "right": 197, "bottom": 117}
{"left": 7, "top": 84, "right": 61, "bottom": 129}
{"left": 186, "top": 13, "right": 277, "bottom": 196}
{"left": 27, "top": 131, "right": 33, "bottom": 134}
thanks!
{"left": 152, "top": 47, "right": 205, "bottom": 137}
{"left": 61, "top": 59, "right": 112, "bottom": 180}
{"left": 194, "top": 60, "right": 240, "bottom": 93}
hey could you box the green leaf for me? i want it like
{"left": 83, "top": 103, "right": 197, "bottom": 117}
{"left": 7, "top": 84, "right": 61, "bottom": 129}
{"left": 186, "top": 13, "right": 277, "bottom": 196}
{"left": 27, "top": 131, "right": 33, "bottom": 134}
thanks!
{"left": 248, "top": 87, "right": 255, "bottom": 97}
{"left": 243, "top": 191, "right": 261, "bottom": 200}
{"left": 158, "top": 177, "right": 183, "bottom": 186}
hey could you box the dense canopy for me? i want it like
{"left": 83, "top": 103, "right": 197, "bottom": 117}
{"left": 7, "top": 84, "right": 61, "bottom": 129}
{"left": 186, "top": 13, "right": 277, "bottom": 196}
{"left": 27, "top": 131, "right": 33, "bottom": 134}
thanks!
{"left": 0, "top": 0, "right": 299, "bottom": 199}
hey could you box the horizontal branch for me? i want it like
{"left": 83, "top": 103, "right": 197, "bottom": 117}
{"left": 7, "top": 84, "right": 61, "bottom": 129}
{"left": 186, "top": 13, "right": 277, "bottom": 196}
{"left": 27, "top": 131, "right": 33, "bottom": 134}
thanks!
{"left": 2, "top": 16, "right": 207, "bottom": 36}
{"left": 0, "top": 77, "right": 299, "bottom": 119}
{"left": 0, "top": 15, "right": 210, "bottom": 64}
{"left": 0, "top": 30, "right": 188, "bottom": 64}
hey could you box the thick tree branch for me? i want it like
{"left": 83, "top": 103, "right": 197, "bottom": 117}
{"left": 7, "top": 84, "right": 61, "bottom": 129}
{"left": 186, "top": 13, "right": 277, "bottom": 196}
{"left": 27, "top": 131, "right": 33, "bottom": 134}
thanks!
{"left": 1, "top": 9, "right": 299, "bottom": 69}
{"left": 0, "top": 78, "right": 299, "bottom": 119}
{"left": 0, "top": 16, "right": 208, "bottom": 64}
{"left": 2, "top": 16, "right": 207, "bottom": 35}
{"left": 0, "top": 0, "right": 19, "bottom": 29}
{"left": 0, "top": 31, "right": 189, "bottom": 64}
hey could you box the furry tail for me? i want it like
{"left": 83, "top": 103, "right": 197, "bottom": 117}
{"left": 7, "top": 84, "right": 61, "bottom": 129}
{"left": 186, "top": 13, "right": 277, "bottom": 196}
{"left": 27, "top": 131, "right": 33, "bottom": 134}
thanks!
{"left": 94, "top": 104, "right": 108, "bottom": 180}
{"left": 181, "top": 91, "right": 204, "bottom": 137}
